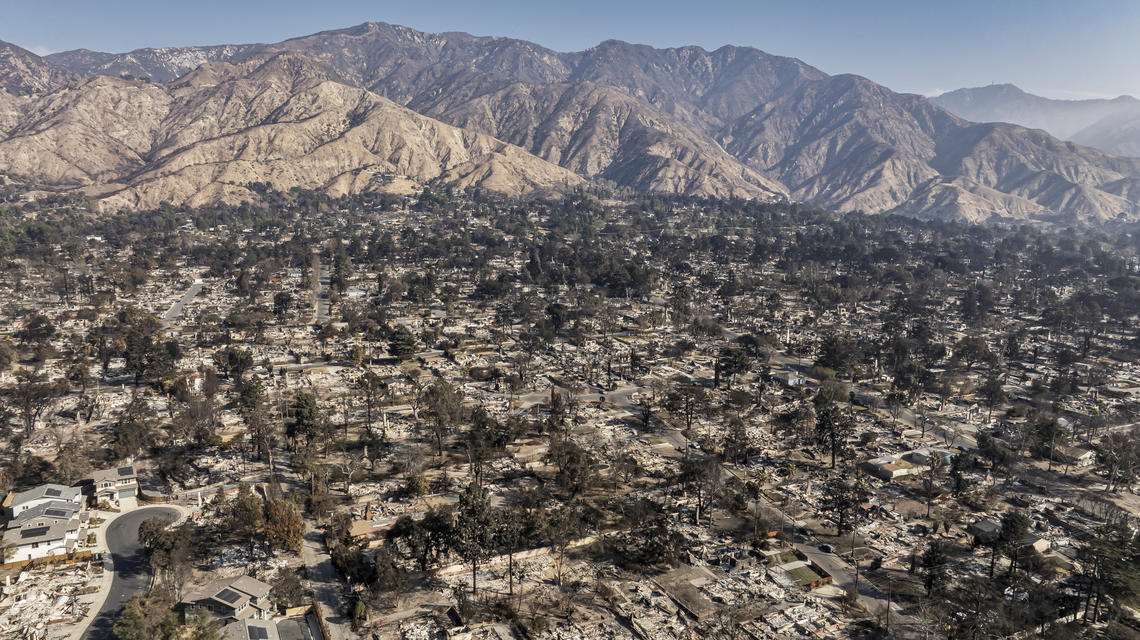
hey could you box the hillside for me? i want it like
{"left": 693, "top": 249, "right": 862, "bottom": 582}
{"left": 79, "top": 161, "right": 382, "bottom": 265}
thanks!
{"left": 13, "top": 22, "right": 1140, "bottom": 224}
{"left": 0, "top": 53, "right": 583, "bottom": 209}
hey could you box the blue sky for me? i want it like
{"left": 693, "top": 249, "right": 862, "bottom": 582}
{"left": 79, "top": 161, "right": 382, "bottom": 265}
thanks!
{"left": 3, "top": 0, "right": 1139, "bottom": 99}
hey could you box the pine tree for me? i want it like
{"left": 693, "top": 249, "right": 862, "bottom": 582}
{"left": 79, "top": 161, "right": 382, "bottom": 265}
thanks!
{"left": 453, "top": 481, "right": 495, "bottom": 594}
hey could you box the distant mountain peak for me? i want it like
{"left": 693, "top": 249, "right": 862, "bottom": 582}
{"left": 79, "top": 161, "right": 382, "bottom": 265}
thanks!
{"left": 0, "top": 40, "right": 77, "bottom": 95}
{"left": 934, "top": 83, "right": 1140, "bottom": 155}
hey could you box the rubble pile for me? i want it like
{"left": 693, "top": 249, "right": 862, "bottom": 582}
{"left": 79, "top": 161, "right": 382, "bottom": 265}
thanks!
{"left": 0, "top": 564, "right": 102, "bottom": 639}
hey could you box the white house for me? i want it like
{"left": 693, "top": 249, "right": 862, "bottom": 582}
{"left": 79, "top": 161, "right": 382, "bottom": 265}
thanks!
{"left": 3, "top": 484, "right": 84, "bottom": 520}
{"left": 3, "top": 500, "right": 85, "bottom": 562}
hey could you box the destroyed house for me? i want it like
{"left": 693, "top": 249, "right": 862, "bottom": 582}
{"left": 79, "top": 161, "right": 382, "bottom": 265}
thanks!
{"left": 181, "top": 575, "right": 273, "bottom": 621}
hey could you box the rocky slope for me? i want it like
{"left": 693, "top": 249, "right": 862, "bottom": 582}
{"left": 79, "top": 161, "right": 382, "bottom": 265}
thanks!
{"left": 0, "top": 41, "right": 76, "bottom": 96}
{"left": 17, "top": 22, "right": 1140, "bottom": 224}
{"left": 46, "top": 44, "right": 263, "bottom": 83}
{"left": 0, "top": 53, "right": 583, "bottom": 209}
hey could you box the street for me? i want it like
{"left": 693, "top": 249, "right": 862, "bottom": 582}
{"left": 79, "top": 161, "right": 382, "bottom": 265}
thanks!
{"left": 301, "top": 526, "right": 349, "bottom": 640}
{"left": 79, "top": 506, "right": 181, "bottom": 640}
{"left": 160, "top": 279, "right": 204, "bottom": 329}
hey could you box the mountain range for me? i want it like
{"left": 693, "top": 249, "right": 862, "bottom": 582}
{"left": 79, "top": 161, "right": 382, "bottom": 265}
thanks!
{"left": 0, "top": 22, "right": 1139, "bottom": 226}
{"left": 933, "top": 84, "right": 1140, "bottom": 158}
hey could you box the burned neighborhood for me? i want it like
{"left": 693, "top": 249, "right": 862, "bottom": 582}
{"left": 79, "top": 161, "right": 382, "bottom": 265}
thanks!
{"left": 0, "top": 184, "right": 1137, "bottom": 640}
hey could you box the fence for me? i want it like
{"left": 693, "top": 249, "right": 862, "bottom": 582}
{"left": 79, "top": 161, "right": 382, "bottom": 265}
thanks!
{"left": 311, "top": 599, "right": 333, "bottom": 640}
{"left": 0, "top": 550, "right": 93, "bottom": 572}
{"left": 282, "top": 604, "right": 313, "bottom": 617}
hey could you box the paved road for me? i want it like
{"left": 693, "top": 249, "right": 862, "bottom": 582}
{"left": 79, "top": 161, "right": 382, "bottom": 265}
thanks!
{"left": 301, "top": 526, "right": 349, "bottom": 640}
{"left": 315, "top": 264, "right": 331, "bottom": 323}
{"left": 81, "top": 506, "right": 181, "bottom": 640}
{"left": 161, "top": 280, "right": 204, "bottom": 328}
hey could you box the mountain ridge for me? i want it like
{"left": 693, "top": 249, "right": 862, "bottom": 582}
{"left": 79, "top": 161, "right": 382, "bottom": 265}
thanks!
{"left": 0, "top": 52, "right": 585, "bottom": 209}
{"left": 4, "top": 23, "right": 1140, "bottom": 225}
{"left": 933, "top": 83, "right": 1140, "bottom": 157}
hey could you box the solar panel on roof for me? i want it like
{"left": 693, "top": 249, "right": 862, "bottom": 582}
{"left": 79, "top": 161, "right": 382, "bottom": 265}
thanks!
{"left": 247, "top": 625, "right": 269, "bottom": 640}
{"left": 216, "top": 588, "right": 243, "bottom": 604}
{"left": 117, "top": 466, "right": 134, "bottom": 476}
{"left": 44, "top": 509, "right": 67, "bottom": 517}
{"left": 44, "top": 488, "right": 62, "bottom": 497}
{"left": 20, "top": 526, "right": 49, "bottom": 539}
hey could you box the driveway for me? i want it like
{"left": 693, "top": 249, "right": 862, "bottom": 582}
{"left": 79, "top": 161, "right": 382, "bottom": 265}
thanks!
{"left": 80, "top": 506, "right": 181, "bottom": 640}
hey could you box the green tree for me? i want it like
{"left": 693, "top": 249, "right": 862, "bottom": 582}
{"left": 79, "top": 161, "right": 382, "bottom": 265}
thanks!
{"left": 289, "top": 392, "right": 323, "bottom": 447}
{"left": 270, "top": 568, "right": 306, "bottom": 609}
{"left": 0, "top": 341, "right": 14, "bottom": 371}
{"left": 547, "top": 437, "right": 594, "bottom": 498}
{"left": 953, "top": 335, "right": 992, "bottom": 371}
{"left": 113, "top": 590, "right": 180, "bottom": 640}
{"left": 923, "top": 452, "right": 945, "bottom": 519}
{"left": 497, "top": 506, "right": 526, "bottom": 599}
{"left": 424, "top": 379, "right": 461, "bottom": 456}
{"left": 1034, "top": 415, "right": 1071, "bottom": 471}
{"left": 5, "top": 370, "right": 66, "bottom": 437}
{"left": 816, "top": 332, "right": 861, "bottom": 378}
{"left": 357, "top": 370, "right": 387, "bottom": 437}
{"left": 264, "top": 497, "right": 305, "bottom": 553}
{"left": 819, "top": 476, "right": 869, "bottom": 534}
{"left": 678, "top": 455, "right": 721, "bottom": 526}
{"left": 721, "top": 415, "right": 751, "bottom": 465}
{"left": 715, "top": 345, "right": 752, "bottom": 389}
{"left": 213, "top": 346, "right": 253, "bottom": 390}
{"left": 388, "top": 324, "right": 417, "bottom": 360}
{"left": 815, "top": 403, "right": 854, "bottom": 468}
{"left": 273, "top": 291, "right": 293, "bottom": 321}
{"left": 949, "top": 453, "right": 969, "bottom": 496}
{"left": 923, "top": 539, "right": 948, "bottom": 597}
{"left": 453, "top": 481, "right": 496, "bottom": 594}
{"left": 992, "top": 510, "right": 1030, "bottom": 577}
{"left": 228, "top": 484, "right": 266, "bottom": 547}
{"left": 664, "top": 384, "right": 709, "bottom": 432}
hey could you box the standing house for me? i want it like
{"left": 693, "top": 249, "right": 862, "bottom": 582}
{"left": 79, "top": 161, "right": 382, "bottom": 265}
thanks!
{"left": 222, "top": 620, "right": 280, "bottom": 640}
{"left": 181, "top": 576, "right": 274, "bottom": 621}
{"left": 774, "top": 371, "right": 809, "bottom": 388}
{"left": 90, "top": 465, "right": 139, "bottom": 502}
{"left": 1053, "top": 445, "right": 1096, "bottom": 469}
{"left": 2, "top": 484, "right": 84, "bottom": 520}
{"left": 967, "top": 519, "right": 1002, "bottom": 545}
{"left": 2, "top": 500, "right": 85, "bottom": 562}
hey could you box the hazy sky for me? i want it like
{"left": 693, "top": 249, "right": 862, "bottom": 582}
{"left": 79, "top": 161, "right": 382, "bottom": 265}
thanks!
{"left": 4, "top": 0, "right": 1139, "bottom": 99}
